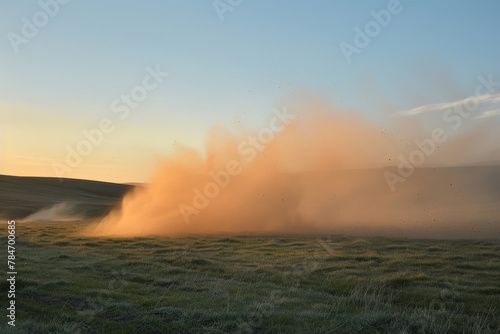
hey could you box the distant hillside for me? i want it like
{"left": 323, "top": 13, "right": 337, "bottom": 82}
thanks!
{"left": 0, "top": 175, "right": 133, "bottom": 220}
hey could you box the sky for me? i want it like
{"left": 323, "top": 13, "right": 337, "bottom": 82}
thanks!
{"left": 1, "top": 0, "right": 500, "bottom": 183}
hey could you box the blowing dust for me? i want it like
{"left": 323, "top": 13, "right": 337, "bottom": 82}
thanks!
{"left": 83, "top": 100, "right": 500, "bottom": 238}
{"left": 22, "top": 202, "right": 83, "bottom": 222}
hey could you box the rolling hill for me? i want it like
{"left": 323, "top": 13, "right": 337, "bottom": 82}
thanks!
{"left": 0, "top": 175, "right": 132, "bottom": 220}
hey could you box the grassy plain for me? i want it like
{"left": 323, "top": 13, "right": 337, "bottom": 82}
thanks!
{"left": 1, "top": 220, "right": 499, "bottom": 333}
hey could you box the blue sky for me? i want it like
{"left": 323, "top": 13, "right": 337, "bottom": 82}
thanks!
{"left": 1, "top": 0, "right": 500, "bottom": 182}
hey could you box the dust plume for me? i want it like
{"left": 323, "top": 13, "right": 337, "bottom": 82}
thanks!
{"left": 83, "top": 99, "right": 500, "bottom": 238}
{"left": 22, "top": 202, "right": 83, "bottom": 222}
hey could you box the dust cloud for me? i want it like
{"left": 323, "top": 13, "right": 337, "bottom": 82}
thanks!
{"left": 22, "top": 202, "right": 83, "bottom": 222}
{"left": 83, "top": 99, "right": 500, "bottom": 238}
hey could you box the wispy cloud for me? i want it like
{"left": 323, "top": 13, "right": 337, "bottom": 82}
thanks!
{"left": 394, "top": 93, "right": 500, "bottom": 117}
{"left": 475, "top": 109, "right": 500, "bottom": 119}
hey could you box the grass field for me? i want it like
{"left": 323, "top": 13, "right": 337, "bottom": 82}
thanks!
{"left": 2, "top": 220, "right": 499, "bottom": 333}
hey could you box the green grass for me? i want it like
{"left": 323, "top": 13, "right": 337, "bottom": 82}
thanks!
{"left": 1, "top": 221, "right": 500, "bottom": 333}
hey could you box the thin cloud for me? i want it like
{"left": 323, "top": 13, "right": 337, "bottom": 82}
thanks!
{"left": 476, "top": 109, "right": 500, "bottom": 119}
{"left": 394, "top": 93, "right": 500, "bottom": 117}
